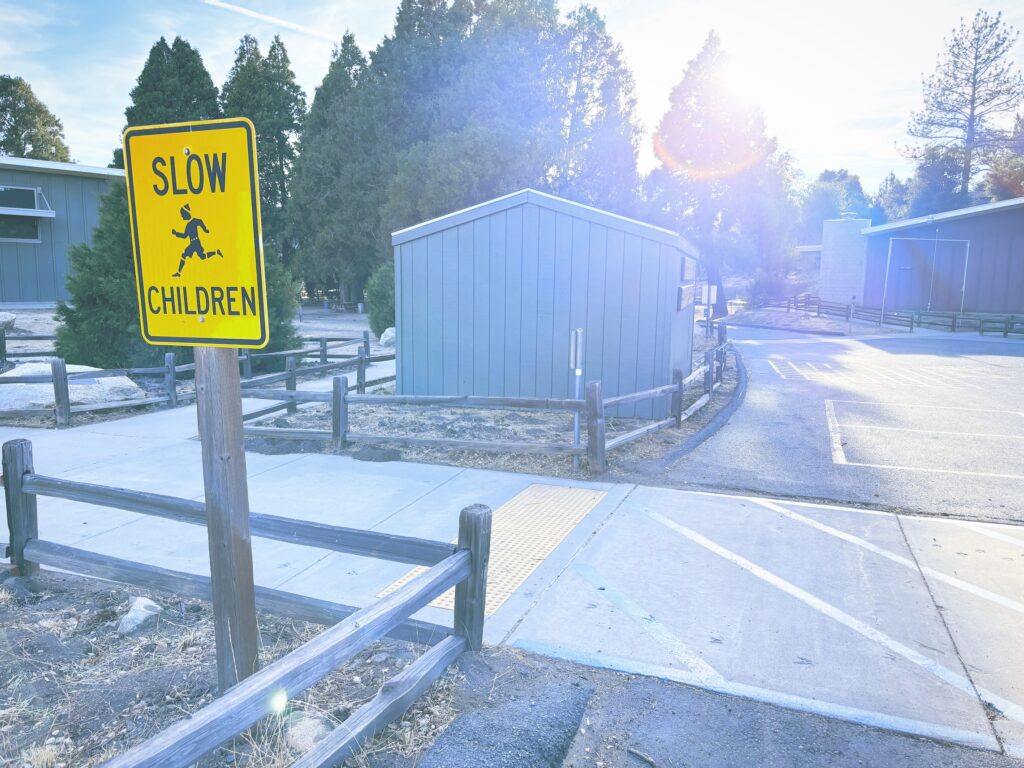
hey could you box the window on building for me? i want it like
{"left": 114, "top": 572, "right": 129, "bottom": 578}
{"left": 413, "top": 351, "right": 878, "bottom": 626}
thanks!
{"left": 0, "top": 185, "right": 54, "bottom": 243}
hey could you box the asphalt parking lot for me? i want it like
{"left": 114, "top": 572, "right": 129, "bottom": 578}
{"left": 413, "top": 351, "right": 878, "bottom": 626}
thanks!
{"left": 667, "top": 327, "right": 1024, "bottom": 522}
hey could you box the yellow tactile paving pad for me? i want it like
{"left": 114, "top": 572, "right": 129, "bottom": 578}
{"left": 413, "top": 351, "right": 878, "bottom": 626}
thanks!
{"left": 379, "top": 484, "right": 606, "bottom": 616}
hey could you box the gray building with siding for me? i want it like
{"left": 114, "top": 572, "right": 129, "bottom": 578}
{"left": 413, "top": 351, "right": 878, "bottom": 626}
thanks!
{"left": 0, "top": 156, "right": 123, "bottom": 303}
{"left": 392, "top": 189, "right": 699, "bottom": 419}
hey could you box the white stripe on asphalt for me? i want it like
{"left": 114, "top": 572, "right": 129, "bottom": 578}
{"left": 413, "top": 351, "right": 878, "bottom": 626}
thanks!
{"left": 648, "top": 511, "right": 1024, "bottom": 726}
{"left": 787, "top": 361, "right": 811, "bottom": 380}
{"left": 512, "top": 640, "right": 1000, "bottom": 753}
{"left": 841, "top": 460, "right": 1024, "bottom": 481}
{"left": 767, "top": 360, "right": 787, "bottom": 379}
{"left": 572, "top": 562, "right": 723, "bottom": 685}
{"left": 824, "top": 400, "right": 848, "bottom": 464}
{"left": 951, "top": 520, "right": 1024, "bottom": 549}
{"left": 836, "top": 423, "right": 1024, "bottom": 439}
{"left": 828, "top": 400, "right": 1024, "bottom": 416}
{"left": 750, "top": 498, "right": 1024, "bottom": 617}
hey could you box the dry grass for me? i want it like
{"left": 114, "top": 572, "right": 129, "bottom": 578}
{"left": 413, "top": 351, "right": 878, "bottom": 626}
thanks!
{"left": 0, "top": 572, "right": 464, "bottom": 767}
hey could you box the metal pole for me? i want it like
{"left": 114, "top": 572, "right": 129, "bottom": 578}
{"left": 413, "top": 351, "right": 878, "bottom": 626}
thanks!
{"left": 879, "top": 238, "right": 894, "bottom": 326}
{"left": 959, "top": 241, "right": 971, "bottom": 314}
{"left": 570, "top": 328, "right": 584, "bottom": 470}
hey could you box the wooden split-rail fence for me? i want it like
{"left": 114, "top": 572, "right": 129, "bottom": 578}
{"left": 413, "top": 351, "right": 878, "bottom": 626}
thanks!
{"left": 244, "top": 339, "right": 733, "bottom": 473}
{"left": 0, "top": 332, "right": 395, "bottom": 429}
{"left": 3, "top": 438, "right": 492, "bottom": 768}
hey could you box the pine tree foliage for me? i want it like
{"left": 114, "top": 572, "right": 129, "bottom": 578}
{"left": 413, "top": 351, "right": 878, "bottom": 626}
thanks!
{"left": 287, "top": 0, "right": 645, "bottom": 305}
{"left": 0, "top": 75, "right": 71, "bottom": 161}
{"left": 909, "top": 10, "right": 1024, "bottom": 202}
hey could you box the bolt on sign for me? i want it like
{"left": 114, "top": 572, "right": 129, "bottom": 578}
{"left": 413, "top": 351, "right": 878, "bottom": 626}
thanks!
{"left": 123, "top": 118, "right": 269, "bottom": 348}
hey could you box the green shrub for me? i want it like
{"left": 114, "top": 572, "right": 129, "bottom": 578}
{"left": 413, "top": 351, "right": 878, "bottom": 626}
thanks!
{"left": 365, "top": 260, "right": 394, "bottom": 338}
{"left": 56, "top": 183, "right": 298, "bottom": 368}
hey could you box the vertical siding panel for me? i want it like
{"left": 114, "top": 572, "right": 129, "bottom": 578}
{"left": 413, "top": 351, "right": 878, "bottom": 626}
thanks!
{"left": 457, "top": 223, "right": 475, "bottom": 393}
{"left": 602, "top": 229, "right": 625, "bottom": 404}
{"left": 426, "top": 232, "right": 443, "bottom": 393}
{"left": 473, "top": 218, "right": 490, "bottom": 393}
{"left": 504, "top": 207, "right": 523, "bottom": 396}
{"left": 550, "top": 213, "right": 573, "bottom": 397}
{"left": 441, "top": 227, "right": 459, "bottom": 394}
{"left": 651, "top": 245, "right": 672, "bottom": 418}
{"left": 567, "top": 218, "right": 589, "bottom": 397}
{"left": 393, "top": 246, "right": 403, "bottom": 392}
{"left": 585, "top": 225, "right": 606, "bottom": 391}
{"left": 635, "top": 238, "right": 660, "bottom": 419}
{"left": 400, "top": 243, "right": 416, "bottom": 391}
{"left": 412, "top": 238, "right": 430, "bottom": 391}
{"left": 535, "top": 208, "right": 556, "bottom": 398}
{"left": 46, "top": 175, "right": 71, "bottom": 301}
{"left": 618, "top": 234, "right": 642, "bottom": 416}
{"left": 519, "top": 206, "right": 540, "bottom": 396}
{"left": 488, "top": 213, "right": 506, "bottom": 395}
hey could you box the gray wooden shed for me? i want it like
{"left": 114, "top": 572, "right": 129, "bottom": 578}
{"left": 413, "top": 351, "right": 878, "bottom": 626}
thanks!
{"left": 0, "top": 156, "right": 123, "bottom": 303}
{"left": 391, "top": 189, "right": 699, "bottom": 418}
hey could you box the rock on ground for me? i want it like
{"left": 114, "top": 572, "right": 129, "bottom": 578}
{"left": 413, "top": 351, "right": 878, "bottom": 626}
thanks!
{"left": 379, "top": 327, "right": 396, "bottom": 348}
{"left": 0, "top": 312, "right": 16, "bottom": 331}
{"left": 117, "top": 596, "right": 163, "bottom": 635}
{"left": 0, "top": 361, "right": 146, "bottom": 409}
{"left": 286, "top": 714, "right": 328, "bottom": 753}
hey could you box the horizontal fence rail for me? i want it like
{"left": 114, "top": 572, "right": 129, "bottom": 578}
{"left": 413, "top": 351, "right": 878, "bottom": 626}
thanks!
{"left": 3, "top": 439, "right": 492, "bottom": 768}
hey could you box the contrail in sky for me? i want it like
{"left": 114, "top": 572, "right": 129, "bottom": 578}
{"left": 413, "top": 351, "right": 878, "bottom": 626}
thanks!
{"left": 201, "top": 0, "right": 338, "bottom": 43}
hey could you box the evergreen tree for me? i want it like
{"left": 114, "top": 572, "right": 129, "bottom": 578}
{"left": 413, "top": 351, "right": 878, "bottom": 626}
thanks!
{"left": 59, "top": 37, "right": 296, "bottom": 366}
{"left": 288, "top": 33, "right": 369, "bottom": 298}
{"left": 909, "top": 10, "right": 1024, "bottom": 204}
{"left": 796, "top": 169, "right": 872, "bottom": 241}
{"left": 648, "top": 32, "right": 793, "bottom": 310}
{"left": 553, "top": 4, "right": 640, "bottom": 215}
{"left": 983, "top": 115, "right": 1024, "bottom": 200}
{"left": 0, "top": 75, "right": 71, "bottom": 161}
{"left": 907, "top": 147, "right": 964, "bottom": 216}
{"left": 112, "top": 37, "right": 220, "bottom": 167}
{"left": 220, "top": 35, "right": 306, "bottom": 262}
{"left": 873, "top": 172, "right": 911, "bottom": 222}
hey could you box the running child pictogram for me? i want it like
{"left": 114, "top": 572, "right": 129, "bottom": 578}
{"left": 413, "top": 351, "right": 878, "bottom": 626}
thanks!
{"left": 171, "top": 203, "right": 224, "bottom": 277}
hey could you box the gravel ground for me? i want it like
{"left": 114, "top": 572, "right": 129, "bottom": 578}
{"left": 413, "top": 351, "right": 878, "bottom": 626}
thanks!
{"left": 0, "top": 570, "right": 459, "bottom": 768}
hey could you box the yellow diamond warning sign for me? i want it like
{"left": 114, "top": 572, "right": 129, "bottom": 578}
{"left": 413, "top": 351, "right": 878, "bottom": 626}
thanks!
{"left": 123, "top": 118, "right": 268, "bottom": 348}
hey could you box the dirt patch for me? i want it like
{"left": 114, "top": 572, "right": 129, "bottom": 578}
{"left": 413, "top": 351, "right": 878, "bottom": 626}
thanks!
{"left": 0, "top": 570, "right": 460, "bottom": 767}
{"left": 245, "top": 368, "right": 739, "bottom": 481}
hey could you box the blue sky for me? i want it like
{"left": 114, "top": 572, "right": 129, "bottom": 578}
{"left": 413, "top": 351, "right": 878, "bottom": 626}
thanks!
{"left": 4, "top": 0, "right": 1024, "bottom": 190}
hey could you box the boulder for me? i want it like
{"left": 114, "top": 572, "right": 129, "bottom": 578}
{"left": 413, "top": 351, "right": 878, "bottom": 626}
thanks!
{"left": 117, "top": 596, "right": 163, "bottom": 635}
{"left": 0, "top": 312, "right": 16, "bottom": 331}
{"left": 379, "top": 327, "right": 396, "bottom": 348}
{"left": 0, "top": 361, "right": 145, "bottom": 410}
{"left": 286, "top": 714, "right": 328, "bottom": 753}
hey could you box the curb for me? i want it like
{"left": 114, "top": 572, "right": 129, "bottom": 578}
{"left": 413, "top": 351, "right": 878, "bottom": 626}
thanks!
{"left": 658, "top": 347, "right": 748, "bottom": 468}
{"left": 721, "top": 321, "right": 848, "bottom": 337}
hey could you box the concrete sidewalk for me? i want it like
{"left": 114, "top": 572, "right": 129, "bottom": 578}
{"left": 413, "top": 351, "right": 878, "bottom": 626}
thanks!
{"left": 2, "top": 403, "right": 1022, "bottom": 759}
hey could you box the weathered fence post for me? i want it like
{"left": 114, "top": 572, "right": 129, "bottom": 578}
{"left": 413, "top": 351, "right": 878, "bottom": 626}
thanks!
{"left": 585, "top": 380, "right": 607, "bottom": 473}
{"left": 332, "top": 375, "right": 347, "bottom": 450}
{"left": 0, "top": 328, "right": 6, "bottom": 368}
{"left": 717, "top": 322, "right": 727, "bottom": 346}
{"left": 285, "top": 356, "right": 297, "bottom": 414}
{"left": 3, "top": 439, "right": 38, "bottom": 577}
{"left": 672, "top": 369, "right": 684, "bottom": 427}
{"left": 357, "top": 348, "right": 367, "bottom": 394}
{"left": 51, "top": 358, "right": 71, "bottom": 428}
{"left": 319, "top": 337, "right": 328, "bottom": 365}
{"left": 454, "top": 504, "right": 492, "bottom": 651}
{"left": 164, "top": 352, "right": 178, "bottom": 407}
{"left": 242, "top": 349, "right": 253, "bottom": 380}
{"left": 704, "top": 349, "right": 715, "bottom": 395}
{"left": 362, "top": 330, "right": 371, "bottom": 359}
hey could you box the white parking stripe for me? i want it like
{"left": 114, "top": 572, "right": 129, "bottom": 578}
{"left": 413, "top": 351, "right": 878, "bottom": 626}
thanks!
{"left": 824, "top": 400, "right": 848, "bottom": 464}
{"left": 649, "top": 511, "right": 1024, "bottom": 726}
{"left": 751, "top": 498, "right": 1024, "bottom": 616}
{"left": 841, "top": 460, "right": 1024, "bottom": 480}
{"left": 767, "top": 360, "right": 787, "bottom": 379}
{"left": 952, "top": 521, "right": 1024, "bottom": 548}
{"left": 787, "top": 361, "right": 811, "bottom": 380}
{"left": 836, "top": 423, "right": 1024, "bottom": 440}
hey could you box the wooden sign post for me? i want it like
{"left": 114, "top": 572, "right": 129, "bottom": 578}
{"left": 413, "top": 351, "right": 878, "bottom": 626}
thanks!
{"left": 123, "top": 118, "right": 269, "bottom": 690}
